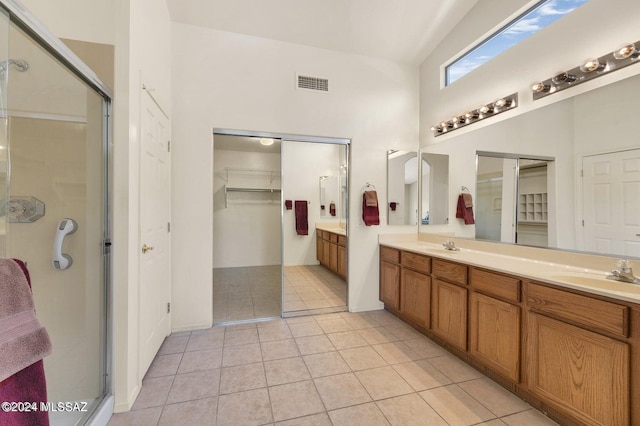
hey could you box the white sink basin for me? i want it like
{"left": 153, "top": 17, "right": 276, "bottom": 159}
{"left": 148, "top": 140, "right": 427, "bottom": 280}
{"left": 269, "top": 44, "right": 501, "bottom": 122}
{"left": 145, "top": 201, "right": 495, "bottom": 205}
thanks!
{"left": 548, "top": 272, "right": 640, "bottom": 294}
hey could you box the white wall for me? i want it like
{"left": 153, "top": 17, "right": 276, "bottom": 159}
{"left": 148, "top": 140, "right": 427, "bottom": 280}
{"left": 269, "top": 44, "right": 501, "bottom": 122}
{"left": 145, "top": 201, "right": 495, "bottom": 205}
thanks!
{"left": 419, "top": 0, "right": 640, "bottom": 243}
{"left": 18, "top": 0, "right": 114, "bottom": 45}
{"left": 213, "top": 149, "right": 281, "bottom": 268}
{"left": 172, "top": 23, "right": 419, "bottom": 323}
{"left": 282, "top": 141, "right": 342, "bottom": 266}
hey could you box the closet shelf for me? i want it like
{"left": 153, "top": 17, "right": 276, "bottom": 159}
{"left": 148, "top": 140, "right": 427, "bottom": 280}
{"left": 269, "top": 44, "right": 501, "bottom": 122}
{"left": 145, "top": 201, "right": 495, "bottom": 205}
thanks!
{"left": 220, "top": 167, "right": 281, "bottom": 184}
{"left": 224, "top": 185, "right": 281, "bottom": 208}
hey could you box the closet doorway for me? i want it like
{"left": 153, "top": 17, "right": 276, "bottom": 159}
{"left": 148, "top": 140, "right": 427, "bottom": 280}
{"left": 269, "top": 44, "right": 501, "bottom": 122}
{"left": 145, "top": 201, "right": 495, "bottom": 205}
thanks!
{"left": 212, "top": 135, "right": 282, "bottom": 324}
{"left": 212, "top": 130, "right": 349, "bottom": 324}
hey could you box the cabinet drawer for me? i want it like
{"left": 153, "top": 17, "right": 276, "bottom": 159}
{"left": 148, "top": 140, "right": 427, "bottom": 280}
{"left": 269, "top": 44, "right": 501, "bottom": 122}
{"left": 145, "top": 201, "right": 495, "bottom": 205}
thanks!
{"left": 470, "top": 268, "right": 520, "bottom": 303}
{"left": 322, "top": 231, "right": 331, "bottom": 240}
{"left": 527, "top": 283, "right": 629, "bottom": 338}
{"left": 432, "top": 259, "right": 467, "bottom": 286}
{"left": 329, "top": 233, "right": 339, "bottom": 243}
{"left": 316, "top": 229, "right": 323, "bottom": 238}
{"left": 338, "top": 235, "right": 347, "bottom": 246}
{"left": 401, "top": 251, "right": 431, "bottom": 274}
{"left": 380, "top": 246, "right": 400, "bottom": 264}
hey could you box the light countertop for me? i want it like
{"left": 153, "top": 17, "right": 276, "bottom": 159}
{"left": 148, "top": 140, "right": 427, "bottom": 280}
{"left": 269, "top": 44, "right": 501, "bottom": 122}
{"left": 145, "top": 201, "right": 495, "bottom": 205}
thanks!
{"left": 316, "top": 223, "right": 347, "bottom": 236}
{"left": 379, "top": 235, "right": 640, "bottom": 304}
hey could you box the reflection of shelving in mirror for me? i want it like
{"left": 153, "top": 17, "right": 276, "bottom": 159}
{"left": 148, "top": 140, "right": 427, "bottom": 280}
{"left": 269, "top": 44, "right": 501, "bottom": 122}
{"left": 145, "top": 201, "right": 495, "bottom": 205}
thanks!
{"left": 518, "top": 192, "right": 548, "bottom": 223}
{"left": 221, "top": 167, "right": 281, "bottom": 208}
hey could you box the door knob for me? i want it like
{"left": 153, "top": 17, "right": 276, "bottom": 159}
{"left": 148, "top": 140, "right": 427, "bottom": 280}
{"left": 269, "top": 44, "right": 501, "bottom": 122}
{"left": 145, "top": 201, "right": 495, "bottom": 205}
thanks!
{"left": 142, "top": 244, "right": 154, "bottom": 254}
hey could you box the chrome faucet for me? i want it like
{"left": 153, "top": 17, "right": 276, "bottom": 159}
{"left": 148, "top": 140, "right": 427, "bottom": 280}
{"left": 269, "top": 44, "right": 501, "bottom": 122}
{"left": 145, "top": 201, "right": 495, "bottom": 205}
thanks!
{"left": 607, "top": 259, "right": 639, "bottom": 284}
{"left": 442, "top": 238, "right": 459, "bottom": 251}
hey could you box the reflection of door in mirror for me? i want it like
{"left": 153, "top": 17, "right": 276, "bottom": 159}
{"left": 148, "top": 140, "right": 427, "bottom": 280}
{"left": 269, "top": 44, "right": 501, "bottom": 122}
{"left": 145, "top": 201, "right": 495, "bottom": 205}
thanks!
{"left": 476, "top": 154, "right": 552, "bottom": 248}
{"left": 421, "top": 153, "right": 449, "bottom": 225}
{"left": 583, "top": 149, "right": 640, "bottom": 257}
{"left": 283, "top": 141, "right": 348, "bottom": 317}
{"left": 476, "top": 156, "right": 515, "bottom": 243}
{"left": 387, "top": 151, "right": 418, "bottom": 225}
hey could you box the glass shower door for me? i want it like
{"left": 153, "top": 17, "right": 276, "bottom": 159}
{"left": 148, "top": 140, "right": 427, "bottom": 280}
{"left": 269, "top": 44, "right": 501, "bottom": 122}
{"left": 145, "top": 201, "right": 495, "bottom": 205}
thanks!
{"left": 1, "top": 10, "right": 109, "bottom": 426}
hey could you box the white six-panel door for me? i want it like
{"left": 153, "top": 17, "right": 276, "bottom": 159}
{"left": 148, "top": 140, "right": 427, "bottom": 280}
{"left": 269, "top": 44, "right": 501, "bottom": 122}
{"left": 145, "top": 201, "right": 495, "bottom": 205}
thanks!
{"left": 583, "top": 149, "right": 640, "bottom": 257}
{"left": 138, "top": 89, "right": 172, "bottom": 378}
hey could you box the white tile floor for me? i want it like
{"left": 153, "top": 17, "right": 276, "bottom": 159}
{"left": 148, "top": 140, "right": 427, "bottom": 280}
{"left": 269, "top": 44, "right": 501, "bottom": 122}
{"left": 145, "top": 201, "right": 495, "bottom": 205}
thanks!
{"left": 283, "top": 265, "right": 346, "bottom": 316}
{"left": 213, "top": 265, "right": 347, "bottom": 324}
{"left": 213, "top": 266, "right": 282, "bottom": 324}
{"left": 108, "top": 310, "right": 560, "bottom": 426}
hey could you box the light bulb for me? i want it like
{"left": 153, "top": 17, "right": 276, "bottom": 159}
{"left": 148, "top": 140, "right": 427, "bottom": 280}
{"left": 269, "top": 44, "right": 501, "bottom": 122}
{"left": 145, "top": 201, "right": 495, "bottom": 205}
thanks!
{"left": 259, "top": 138, "right": 274, "bottom": 146}
{"left": 495, "top": 98, "right": 514, "bottom": 109}
{"left": 580, "top": 57, "right": 605, "bottom": 73}
{"left": 551, "top": 71, "right": 577, "bottom": 85}
{"left": 465, "top": 111, "right": 479, "bottom": 120}
{"left": 613, "top": 42, "right": 639, "bottom": 60}
{"left": 531, "top": 81, "right": 550, "bottom": 93}
{"left": 478, "top": 104, "right": 493, "bottom": 115}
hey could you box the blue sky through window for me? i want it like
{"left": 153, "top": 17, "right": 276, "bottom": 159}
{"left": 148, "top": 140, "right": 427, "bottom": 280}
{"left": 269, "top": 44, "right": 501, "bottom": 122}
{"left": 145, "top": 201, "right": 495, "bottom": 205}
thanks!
{"left": 446, "top": 0, "right": 589, "bottom": 85}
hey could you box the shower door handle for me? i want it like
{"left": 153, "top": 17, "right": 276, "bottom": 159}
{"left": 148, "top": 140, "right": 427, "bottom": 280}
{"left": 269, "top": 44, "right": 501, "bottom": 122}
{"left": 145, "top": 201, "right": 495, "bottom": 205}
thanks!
{"left": 52, "top": 218, "right": 78, "bottom": 270}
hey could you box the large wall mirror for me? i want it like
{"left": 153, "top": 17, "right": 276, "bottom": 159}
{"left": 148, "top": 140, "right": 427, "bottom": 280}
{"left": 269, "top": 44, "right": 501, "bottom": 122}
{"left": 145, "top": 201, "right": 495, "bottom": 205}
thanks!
{"left": 387, "top": 150, "right": 418, "bottom": 225}
{"left": 476, "top": 153, "right": 554, "bottom": 248}
{"left": 421, "top": 153, "right": 449, "bottom": 225}
{"left": 421, "top": 72, "right": 640, "bottom": 258}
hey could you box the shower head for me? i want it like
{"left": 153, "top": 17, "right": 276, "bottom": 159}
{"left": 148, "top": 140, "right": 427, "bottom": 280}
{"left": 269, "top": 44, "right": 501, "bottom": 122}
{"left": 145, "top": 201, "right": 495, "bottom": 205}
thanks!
{"left": 0, "top": 59, "right": 29, "bottom": 74}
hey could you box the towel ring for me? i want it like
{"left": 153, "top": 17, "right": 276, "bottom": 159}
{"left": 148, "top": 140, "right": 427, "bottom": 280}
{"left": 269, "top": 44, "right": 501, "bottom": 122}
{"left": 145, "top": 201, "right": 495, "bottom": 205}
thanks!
{"left": 364, "top": 182, "right": 376, "bottom": 191}
{"left": 461, "top": 186, "right": 470, "bottom": 192}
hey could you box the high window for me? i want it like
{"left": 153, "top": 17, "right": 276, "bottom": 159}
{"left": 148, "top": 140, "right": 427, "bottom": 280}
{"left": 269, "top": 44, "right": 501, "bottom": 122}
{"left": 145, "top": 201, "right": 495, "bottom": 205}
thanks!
{"left": 445, "top": 0, "right": 589, "bottom": 86}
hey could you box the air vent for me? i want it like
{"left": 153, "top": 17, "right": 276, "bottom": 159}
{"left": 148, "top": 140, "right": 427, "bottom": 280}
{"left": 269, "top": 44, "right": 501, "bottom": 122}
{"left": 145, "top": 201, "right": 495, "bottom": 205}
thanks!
{"left": 297, "top": 75, "right": 329, "bottom": 92}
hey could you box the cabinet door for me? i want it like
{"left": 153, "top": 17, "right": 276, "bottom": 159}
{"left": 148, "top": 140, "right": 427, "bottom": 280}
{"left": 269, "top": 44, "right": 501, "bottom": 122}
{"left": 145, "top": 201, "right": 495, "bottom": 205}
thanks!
{"left": 380, "top": 261, "right": 400, "bottom": 310}
{"left": 469, "top": 292, "right": 520, "bottom": 382}
{"left": 338, "top": 245, "right": 347, "bottom": 278}
{"left": 527, "top": 313, "right": 629, "bottom": 426}
{"left": 329, "top": 242, "right": 338, "bottom": 272}
{"left": 400, "top": 269, "right": 431, "bottom": 328}
{"left": 322, "top": 239, "right": 331, "bottom": 266}
{"left": 316, "top": 232, "right": 323, "bottom": 263}
{"left": 431, "top": 279, "right": 467, "bottom": 350}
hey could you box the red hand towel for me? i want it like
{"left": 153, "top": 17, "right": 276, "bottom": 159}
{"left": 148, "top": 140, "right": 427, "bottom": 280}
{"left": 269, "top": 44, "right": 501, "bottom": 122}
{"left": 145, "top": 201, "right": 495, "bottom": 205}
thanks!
{"left": 329, "top": 203, "right": 336, "bottom": 216}
{"left": 0, "top": 259, "right": 50, "bottom": 426}
{"left": 362, "top": 193, "right": 380, "bottom": 226}
{"left": 285, "top": 200, "right": 292, "bottom": 210}
{"left": 389, "top": 202, "right": 397, "bottom": 211}
{"left": 295, "top": 200, "right": 309, "bottom": 235}
{"left": 455, "top": 194, "right": 475, "bottom": 225}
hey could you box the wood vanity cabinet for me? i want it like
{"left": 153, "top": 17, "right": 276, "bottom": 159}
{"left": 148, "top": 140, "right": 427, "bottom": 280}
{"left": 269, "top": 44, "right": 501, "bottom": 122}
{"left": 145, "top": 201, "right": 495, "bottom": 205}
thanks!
{"left": 378, "top": 244, "right": 640, "bottom": 426}
{"left": 337, "top": 238, "right": 347, "bottom": 278}
{"left": 399, "top": 252, "right": 431, "bottom": 328}
{"left": 379, "top": 247, "right": 401, "bottom": 310}
{"left": 316, "top": 230, "right": 324, "bottom": 264}
{"left": 316, "top": 229, "right": 347, "bottom": 279}
{"left": 525, "top": 282, "right": 630, "bottom": 426}
{"left": 431, "top": 259, "right": 468, "bottom": 351}
{"left": 468, "top": 268, "right": 521, "bottom": 382}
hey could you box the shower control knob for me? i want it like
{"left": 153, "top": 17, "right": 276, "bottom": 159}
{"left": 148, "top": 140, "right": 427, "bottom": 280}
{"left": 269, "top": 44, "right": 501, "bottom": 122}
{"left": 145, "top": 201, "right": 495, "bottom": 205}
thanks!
{"left": 142, "top": 244, "right": 154, "bottom": 254}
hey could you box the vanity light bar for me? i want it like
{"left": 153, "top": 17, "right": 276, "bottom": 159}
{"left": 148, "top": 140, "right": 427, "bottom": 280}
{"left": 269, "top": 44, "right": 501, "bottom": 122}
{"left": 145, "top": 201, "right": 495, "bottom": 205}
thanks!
{"left": 532, "top": 40, "right": 640, "bottom": 100}
{"left": 430, "top": 93, "right": 518, "bottom": 137}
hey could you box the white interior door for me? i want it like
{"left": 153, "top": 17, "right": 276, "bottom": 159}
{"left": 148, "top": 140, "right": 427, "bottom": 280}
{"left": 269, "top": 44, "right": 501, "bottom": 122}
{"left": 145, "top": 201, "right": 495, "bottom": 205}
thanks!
{"left": 138, "top": 90, "right": 172, "bottom": 377}
{"left": 583, "top": 149, "right": 640, "bottom": 257}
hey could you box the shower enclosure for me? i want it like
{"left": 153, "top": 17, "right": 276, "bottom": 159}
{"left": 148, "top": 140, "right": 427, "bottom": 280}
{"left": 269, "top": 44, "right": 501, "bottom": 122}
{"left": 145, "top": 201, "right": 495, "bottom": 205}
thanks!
{"left": 0, "top": 2, "right": 112, "bottom": 425}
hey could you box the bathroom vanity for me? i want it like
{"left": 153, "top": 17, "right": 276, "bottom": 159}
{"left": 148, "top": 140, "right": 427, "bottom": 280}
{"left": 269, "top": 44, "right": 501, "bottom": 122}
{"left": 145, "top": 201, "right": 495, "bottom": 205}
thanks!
{"left": 379, "top": 236, "right": 639, "bottom": 426}
{"left": 316, "top": 225, "right": 347, "bottom": 278}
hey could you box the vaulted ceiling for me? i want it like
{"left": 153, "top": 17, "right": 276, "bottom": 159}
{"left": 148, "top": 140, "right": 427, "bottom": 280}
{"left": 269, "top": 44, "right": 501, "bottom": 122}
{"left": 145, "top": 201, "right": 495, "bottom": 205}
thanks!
{"left": 166, "top": 0, "right": 479, "bottom": 65}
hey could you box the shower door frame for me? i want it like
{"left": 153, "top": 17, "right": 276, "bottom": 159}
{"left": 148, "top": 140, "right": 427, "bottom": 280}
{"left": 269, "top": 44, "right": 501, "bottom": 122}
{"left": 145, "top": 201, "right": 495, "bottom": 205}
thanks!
{"left": 0, "top": 0, "right": 114, "bottom": 422}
